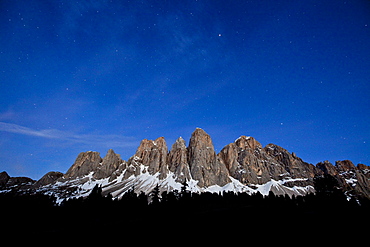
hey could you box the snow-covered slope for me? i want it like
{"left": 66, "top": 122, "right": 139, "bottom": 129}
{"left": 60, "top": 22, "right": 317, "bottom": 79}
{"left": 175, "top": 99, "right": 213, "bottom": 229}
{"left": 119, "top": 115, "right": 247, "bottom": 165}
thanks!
{"left": 36, "top": 166, "right": 314, "bottom": 204}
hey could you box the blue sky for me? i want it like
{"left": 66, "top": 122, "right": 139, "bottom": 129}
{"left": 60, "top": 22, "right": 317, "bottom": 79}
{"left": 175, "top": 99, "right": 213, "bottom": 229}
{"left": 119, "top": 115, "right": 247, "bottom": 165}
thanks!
{"left": 1, "top": 0, "right": 369, "bottom": 179}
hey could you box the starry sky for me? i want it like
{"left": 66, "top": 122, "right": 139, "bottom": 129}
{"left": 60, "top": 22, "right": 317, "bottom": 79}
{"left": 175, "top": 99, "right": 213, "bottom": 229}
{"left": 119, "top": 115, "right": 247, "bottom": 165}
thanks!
{"left": 1, "top": 0, "right": 369, "bottom": 179}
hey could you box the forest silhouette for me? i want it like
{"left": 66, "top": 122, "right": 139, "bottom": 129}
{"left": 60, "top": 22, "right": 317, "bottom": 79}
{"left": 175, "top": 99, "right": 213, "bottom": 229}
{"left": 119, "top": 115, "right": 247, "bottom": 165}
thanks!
{"left": 1, "top": 174, "right": 369, "bottom": 235}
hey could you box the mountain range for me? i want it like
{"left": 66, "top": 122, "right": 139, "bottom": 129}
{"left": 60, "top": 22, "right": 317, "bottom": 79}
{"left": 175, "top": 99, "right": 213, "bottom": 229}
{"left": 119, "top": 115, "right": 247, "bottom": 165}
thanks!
{"left": 1, "top": 128, "right": 370, "bottom": 202}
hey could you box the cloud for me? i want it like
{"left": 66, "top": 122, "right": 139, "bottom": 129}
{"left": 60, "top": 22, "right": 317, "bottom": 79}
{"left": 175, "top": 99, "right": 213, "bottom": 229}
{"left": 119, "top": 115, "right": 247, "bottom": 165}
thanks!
{"left": 0, "top": 109, "right": 16, "bottom": 121}
{"left": 0, "top": 122, "right": 138, "bottom": 148}
{"left": 0, "top": 122, "right": 57, "bottom": 138}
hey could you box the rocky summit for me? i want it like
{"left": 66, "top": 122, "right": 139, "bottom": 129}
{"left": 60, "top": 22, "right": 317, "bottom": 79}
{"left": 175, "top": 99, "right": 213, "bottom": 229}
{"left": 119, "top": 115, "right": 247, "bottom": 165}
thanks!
{"left": 1, "top": 128, "right": 369, "bottom": 202}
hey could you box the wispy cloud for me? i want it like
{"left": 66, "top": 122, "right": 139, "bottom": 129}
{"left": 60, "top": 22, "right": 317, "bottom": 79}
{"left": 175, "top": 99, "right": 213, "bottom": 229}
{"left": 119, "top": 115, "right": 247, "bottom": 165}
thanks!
{"left": 0, "top": 109, "right": 16, "bottom": 121}
{"left": 0, "top": 122, "right": 138, "bottom": 148}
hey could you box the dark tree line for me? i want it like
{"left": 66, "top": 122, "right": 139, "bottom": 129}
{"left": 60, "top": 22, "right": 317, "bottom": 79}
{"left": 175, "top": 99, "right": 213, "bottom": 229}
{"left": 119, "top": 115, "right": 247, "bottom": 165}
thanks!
{"left": 1, "top": 174, "right": 369, "bottom": 235}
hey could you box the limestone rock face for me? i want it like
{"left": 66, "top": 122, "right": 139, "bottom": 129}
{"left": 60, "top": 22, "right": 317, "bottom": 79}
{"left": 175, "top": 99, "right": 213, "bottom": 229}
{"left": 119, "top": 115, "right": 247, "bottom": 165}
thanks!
{"left": 317, "top": 160, "right": 338, "bottom": 176}
{"left": 335, "top": 160, "right": 370, "bottom": 199}
{"left": 235, "top": 135, "right": 262, "bottom": 150}
{"left": 218, "top": 136, "right": 322, "bottom": 186}
{"left": 124, "top": 137, "right": 169, "bottom": 180}
{"left": 354, "top": 168, "right": 370, "bottom": 198}
{"left": 187, "top": 128, "right": 230, "bottom": 187}
{"left": 94, "top": 149, "right": 123, "bottom": 179}
{"left": 218, "top": 136, "right": 273, "bottom": 184}
{"left": 336, "top": 160, "right": 356, "bottom": 173}
{"left": 358, "top": 164, "right": 370, "bottom": 180}
{"left": 0, "top": 171, "right": 10, "bottom": 188}
{"left": 315, "top": 160, "right": 370, "bottom": 199}
{"left": 168, "top": 137, "right": 191, "bottom": 183}
{"left": 358, "top": 163, "right": 370, "bottom": 172}
{"left": 64, "top": 151, "right": 102, "bottom": 179}
{"left": 34, "top": 171, "right": 63, "bottom": 188}
{"left": 48, "top": 149, "right": 123, "bottom": 182}
{"left": 264, "top": 144, "right": 319, "bottom": 179}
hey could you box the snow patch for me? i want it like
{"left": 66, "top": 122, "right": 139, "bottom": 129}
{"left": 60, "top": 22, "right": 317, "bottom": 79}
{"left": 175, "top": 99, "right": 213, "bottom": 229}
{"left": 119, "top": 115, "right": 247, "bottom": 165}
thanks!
{"left": 36, "top": 167, "right": 314, "bottom": 204}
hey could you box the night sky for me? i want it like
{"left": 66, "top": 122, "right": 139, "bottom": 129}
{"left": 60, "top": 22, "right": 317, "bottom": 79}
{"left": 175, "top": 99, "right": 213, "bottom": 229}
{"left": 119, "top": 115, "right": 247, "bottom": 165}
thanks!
{"left": 1, "top": 0, "right": 369, "bottom": 179}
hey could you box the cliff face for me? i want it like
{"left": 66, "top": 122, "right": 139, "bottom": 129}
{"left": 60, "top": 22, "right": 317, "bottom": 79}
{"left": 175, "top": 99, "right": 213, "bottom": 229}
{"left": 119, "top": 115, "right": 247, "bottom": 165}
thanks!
{"left": 64, "top": 151, "right": 102, "bottom": 179}
{"left": 122, "top": 137, "right": 169, "bottom": 180}
{"left": 317, "top": 160, "right": 370, "bottom": 199}
{"left": 2, "top": 128, "right": 369, "bottom": 201}
{"left": 217, "top": 135, "right": 321, "bottom": 188}
{"left": 168, "top": 137, "right": 190, "bottom": 183}
{"left": 187, "top": 128, "right": 230, "bottom": 187}
{"left": 62, "top": 128, "right": 317, "bottom": 188}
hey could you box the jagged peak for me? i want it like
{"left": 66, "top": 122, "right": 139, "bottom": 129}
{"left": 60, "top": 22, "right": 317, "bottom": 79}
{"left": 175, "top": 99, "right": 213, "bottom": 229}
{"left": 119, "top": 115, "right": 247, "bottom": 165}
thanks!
{"left": 136, "top": 139, "right": 155, "bottom": 152}
{"left": 177, "top": 136, "right": 185, "bottom": 141}
{"left": 192, "top": 127, "right": 211, "bottom": 137}
{"left": 189, "top": 128, "right": 213, "bottom": 145}
{"left": 4, "top": 127, "right": 369, "bottom": 202}
{"left": 336, "top": 160, "right": 356, "bottom": 172}
{"left": 103, "top": 148, "right": 121, "bottom": 161}
{"left": 154, "top": 136, "right": 166, "bottom": 145}
{"left": 235, "top": 135, "right": 262, "bottom": 150}
{"left": 264, "top": 143, "right": 291, "bottom": 154}
{"left": 64, "top": 151, "right": 102, "bottom": 179}
{"left": 358, "top": 163, "right": 370, "bottom": 170}
{"left": 172, "top": 136, "right": 186, "bottom": 148}
{"left": 235, "top": 135, "right": 251, "bottom": 142}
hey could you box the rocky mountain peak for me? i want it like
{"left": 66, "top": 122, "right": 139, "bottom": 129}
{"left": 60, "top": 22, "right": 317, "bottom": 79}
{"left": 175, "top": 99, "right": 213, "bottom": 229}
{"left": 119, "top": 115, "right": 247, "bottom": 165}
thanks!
{"left": 336, "top": 160, "right": 356, "bottom": 172}
{"left": 153, "top": 137, "right": 167, "bottom": 154}
{"left": 34, "top": 171, "right": 63, "bottom": 188}
{"left": 125, "top": 136, "right": 169, "bottom": 179}
{"left": 358, "top": 163, "right": 369, "bottom": 171}
{"left": 189, "top": 128, "right": 213, "bottom": 149}
{"left": 94, "top": 149, "right": 123, "bottom": 179}
{"left": 0, "top": 171, "right": 10, "bottom": 188}
{"left": 187, "top": 128, "right": 230, "bottom": 187}
{"left": 235, "top": 136, "right": 262, "bottom": 150}
{"left": 317, "top": 160, "right": 338, "bottom": 176}
{"left": 264, "top": 143, "right": 318, "bottom": 179}
{"left": 168, "top": 137, "right": 190, "bottom": 183}
{"left": 64, "top": 151, "right": 102, "bottom": 179}
{"left": 173, "top": 136, "right": 186, "bottom": 148}
{"left": 315, "top": 160, "right": 370, "bottom": 199}
{"left": 135, "top": 139, "right": 154, "bottom": 155}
